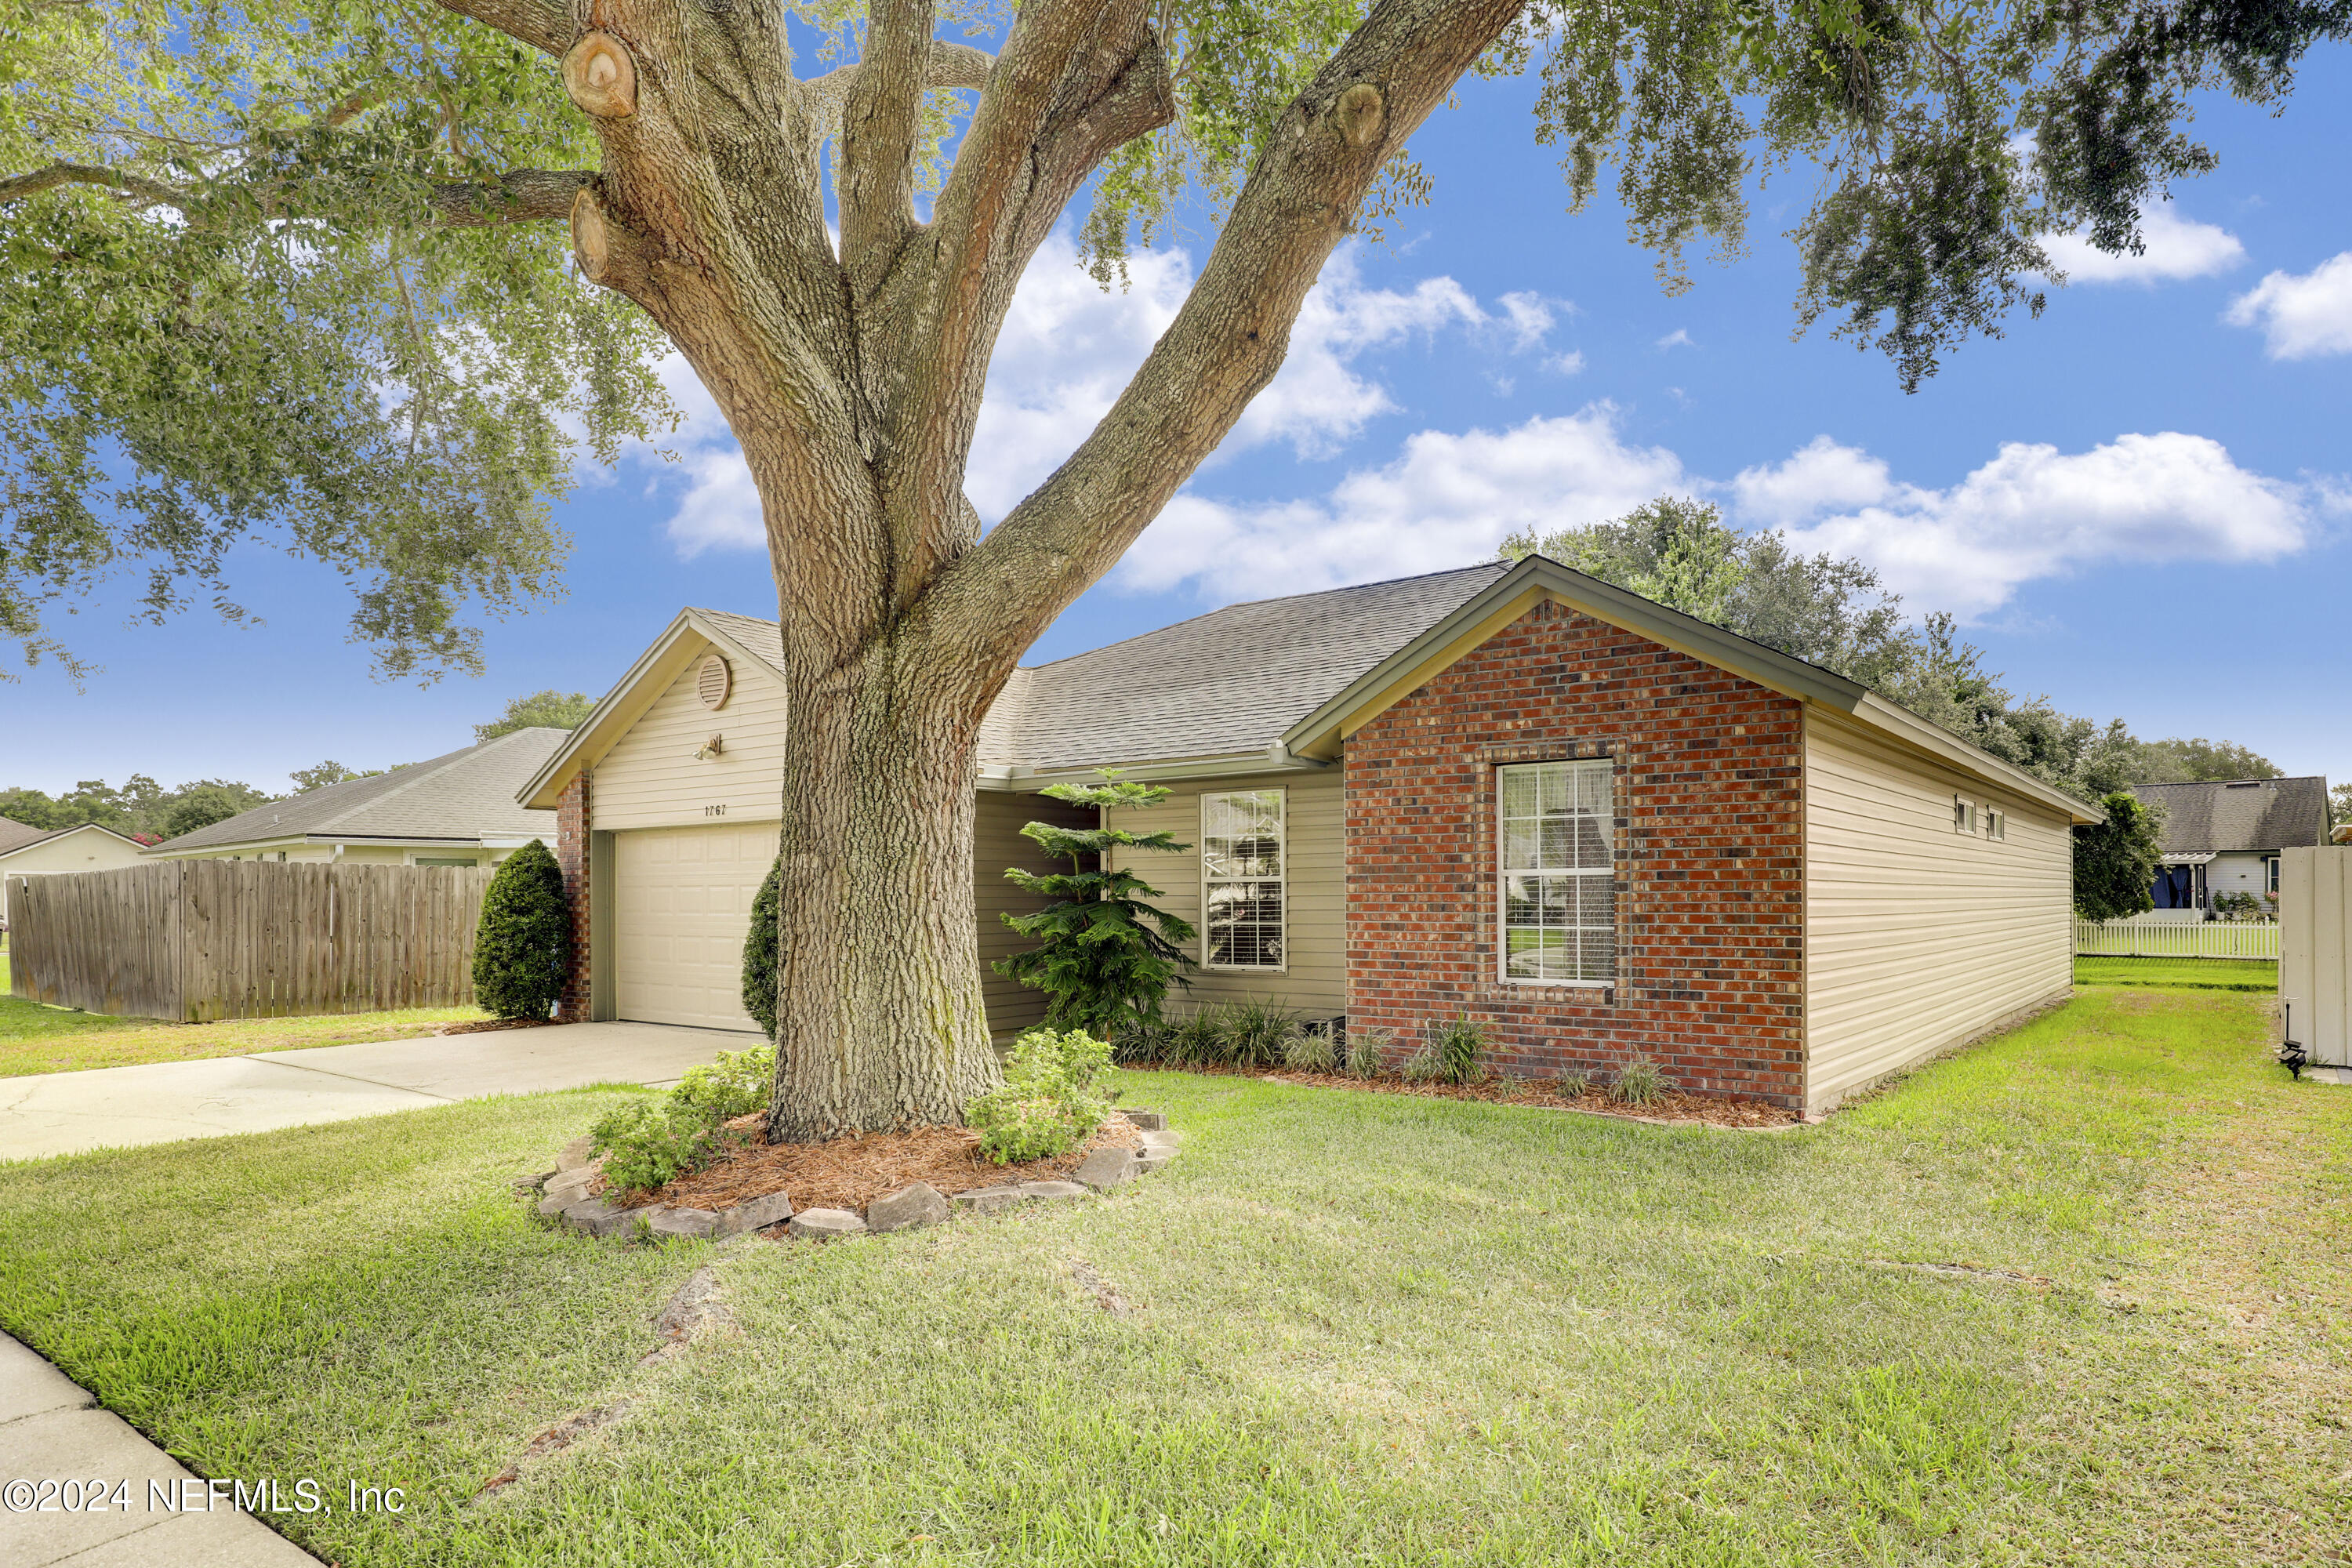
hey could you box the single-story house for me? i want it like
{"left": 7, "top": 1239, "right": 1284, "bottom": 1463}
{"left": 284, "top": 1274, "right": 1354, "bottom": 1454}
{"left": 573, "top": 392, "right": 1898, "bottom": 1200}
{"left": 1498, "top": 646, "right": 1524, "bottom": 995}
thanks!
{"left": 2129, "top": 775, "right": 2332, "bottom": 920}
{"left": 524, "top": 557, "right": 2099, "bottom": 1116}
{"left": 0, "top": 818, "right": 151, "bottom": 927}
{"left": 146, "top": 728, "right": 568, "bottom": 867}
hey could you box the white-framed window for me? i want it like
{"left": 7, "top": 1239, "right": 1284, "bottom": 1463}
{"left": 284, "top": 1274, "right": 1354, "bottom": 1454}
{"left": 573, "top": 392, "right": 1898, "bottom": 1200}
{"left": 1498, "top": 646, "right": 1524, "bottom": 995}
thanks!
{"left": 1984, "top": 808, "right": 2006, "bottom": 841}
{"left": 1499, "top": 759, "right": 1615, "bottom": 986}
{"left": 2267, "top": 855, "right": 2281, "bottom": 895}
{"left": 1201, "top": 789, "right": 1285, "bottom": 969}
{"left": 1953, "top": 797, "right": 1978, "bottom": 834}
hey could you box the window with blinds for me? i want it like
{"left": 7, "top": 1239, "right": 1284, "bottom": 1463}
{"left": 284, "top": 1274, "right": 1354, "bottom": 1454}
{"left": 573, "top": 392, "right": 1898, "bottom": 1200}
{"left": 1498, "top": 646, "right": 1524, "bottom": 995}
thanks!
{"left": 1499, "top": 759, "right": 1615, "bottom": 985}
{"left": 1202, "top": 788, "right": 1285, "bottom": 969}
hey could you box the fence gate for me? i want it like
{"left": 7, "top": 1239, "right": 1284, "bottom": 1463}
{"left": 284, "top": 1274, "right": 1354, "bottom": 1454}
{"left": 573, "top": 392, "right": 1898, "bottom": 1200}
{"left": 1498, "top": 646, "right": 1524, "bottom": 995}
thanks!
{"left": 2278, "top": 847, "right": 2352, "bottom": 1070}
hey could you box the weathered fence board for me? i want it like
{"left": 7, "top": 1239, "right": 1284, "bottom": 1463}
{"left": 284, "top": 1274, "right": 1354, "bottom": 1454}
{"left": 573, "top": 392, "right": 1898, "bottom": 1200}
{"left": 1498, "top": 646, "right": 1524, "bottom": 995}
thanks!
{"left": 2073, "top": 917, "right": 2281, "bottom": 960}
{"left": 5, "top": 861, "right": 495, "bottom": 1022}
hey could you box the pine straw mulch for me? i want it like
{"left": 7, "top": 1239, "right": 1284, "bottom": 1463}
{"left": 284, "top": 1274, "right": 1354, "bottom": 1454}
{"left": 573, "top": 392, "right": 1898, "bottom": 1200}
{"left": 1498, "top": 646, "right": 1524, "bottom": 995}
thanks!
{"left": 622, "top": 1114, "right": 1145, "bottom": 1215}
{"left": 435, "top": 1018, "right": 563, "bottom": 1036}
{"left": 1164, "top": 1062, "right": 1803, "bottom": 1129}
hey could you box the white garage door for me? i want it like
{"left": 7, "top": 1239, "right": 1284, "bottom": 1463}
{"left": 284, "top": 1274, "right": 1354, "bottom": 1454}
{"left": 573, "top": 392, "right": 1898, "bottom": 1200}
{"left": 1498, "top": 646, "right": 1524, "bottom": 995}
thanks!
{"left": 613, "top": 822, "right": 776, "bottom": 1032}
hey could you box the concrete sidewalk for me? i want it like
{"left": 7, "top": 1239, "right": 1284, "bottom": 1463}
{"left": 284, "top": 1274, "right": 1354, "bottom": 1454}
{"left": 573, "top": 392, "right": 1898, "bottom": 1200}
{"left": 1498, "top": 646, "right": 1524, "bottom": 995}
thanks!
{"left": 0, "top": 1332, "right": 319, "bottom": 1566}
{"left": 0, "top": 1022, "right": 742, "bottom": 1161}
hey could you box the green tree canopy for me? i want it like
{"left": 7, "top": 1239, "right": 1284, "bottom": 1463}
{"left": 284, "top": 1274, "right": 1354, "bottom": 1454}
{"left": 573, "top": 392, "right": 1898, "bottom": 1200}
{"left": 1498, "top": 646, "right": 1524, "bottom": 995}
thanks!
{"left": 2074, "top": 791, "right": 2165, "bottom": 922}
{"left": 288, "top": 760, "right": 386, "bottom": 793}
{"left": 2118, "top": 736, "right": 2281, "bottom": 784}
{"left": 0, "top": 773, "right": 272, "bottom": 839}
{"left": 475, "top": 689, "right": 597, "bottom": 742}
{"left": 158, "top": 779, "right": 270, "bottom": 839}
{"left": 3, "top": 0, "right": 2343, "bottom": 681}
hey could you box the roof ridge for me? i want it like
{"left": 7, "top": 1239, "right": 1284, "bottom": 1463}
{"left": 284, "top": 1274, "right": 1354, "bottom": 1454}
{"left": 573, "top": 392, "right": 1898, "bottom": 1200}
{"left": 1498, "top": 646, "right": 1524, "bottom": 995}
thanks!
{"left": 1016, "top": 561, "right": 1511, "bottom": 673}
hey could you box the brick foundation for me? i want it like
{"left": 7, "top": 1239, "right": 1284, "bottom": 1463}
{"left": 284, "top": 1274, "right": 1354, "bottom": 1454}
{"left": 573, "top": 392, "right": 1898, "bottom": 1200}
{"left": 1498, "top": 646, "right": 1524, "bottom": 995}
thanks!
{"left": 555, "top": 772, "right": 593, "bottom": 1023}
{"left": 1345, "top": 601, "right": 1806, "bottom": 1107}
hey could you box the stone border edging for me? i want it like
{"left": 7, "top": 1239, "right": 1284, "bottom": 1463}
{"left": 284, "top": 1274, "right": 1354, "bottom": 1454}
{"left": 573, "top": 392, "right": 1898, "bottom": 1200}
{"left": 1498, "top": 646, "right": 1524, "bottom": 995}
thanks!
{"left": 520, "top": 1109, "right": 1181, "bottom": 1243}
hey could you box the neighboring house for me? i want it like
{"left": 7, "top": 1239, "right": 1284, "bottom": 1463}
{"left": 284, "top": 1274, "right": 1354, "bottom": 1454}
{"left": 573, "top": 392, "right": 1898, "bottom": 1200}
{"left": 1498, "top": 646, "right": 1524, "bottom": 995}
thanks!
{"left": 0, "top": 817, "right": 150, "bottom": 927}
{"left": 145, "top": 729, "right": 568, "bottom": 867}
{"left": 525, "top": 557, "right": 2100, "bottom": 1117}
{"left": 2128, "top": 775, "right": 2332, "bottom": 920}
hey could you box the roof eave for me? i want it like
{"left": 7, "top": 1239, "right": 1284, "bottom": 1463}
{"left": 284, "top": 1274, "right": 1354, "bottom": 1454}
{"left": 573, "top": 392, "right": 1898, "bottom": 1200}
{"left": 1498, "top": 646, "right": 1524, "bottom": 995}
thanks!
{"left": 977, "top": 745, "right": 1334, "bottom": 790}
{"left": 518, "top": 610, "right": 781, "bottom": 811}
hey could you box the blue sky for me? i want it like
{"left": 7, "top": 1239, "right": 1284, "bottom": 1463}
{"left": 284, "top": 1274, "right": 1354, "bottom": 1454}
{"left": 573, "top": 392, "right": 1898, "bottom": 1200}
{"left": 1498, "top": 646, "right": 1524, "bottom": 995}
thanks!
{"left": 9, "top": 45, "right": 2350, "bottom": 796}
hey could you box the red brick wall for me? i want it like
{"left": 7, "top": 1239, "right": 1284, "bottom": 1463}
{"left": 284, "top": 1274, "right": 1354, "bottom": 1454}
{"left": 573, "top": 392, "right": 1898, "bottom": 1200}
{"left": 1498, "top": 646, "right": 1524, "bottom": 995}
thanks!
{"left": 1345, "top": 600, "right": 1806, "bottom": 1106}
{"left": 554, "top": 772, "right": 592, "bottom": 1023}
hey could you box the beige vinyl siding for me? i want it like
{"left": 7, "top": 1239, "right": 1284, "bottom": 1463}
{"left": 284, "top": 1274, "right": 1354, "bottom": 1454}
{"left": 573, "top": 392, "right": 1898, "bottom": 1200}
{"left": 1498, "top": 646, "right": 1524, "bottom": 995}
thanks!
{"left": 1099, "top": 768, "right": 1346, "bottom": 1016}
{"left": 975, "top": 789, "right": 1098, "bottom": 1037}
{"left": 1804, "top": 707, "right": 2074, "bottom": 1112}
{"left": 592, "top": 643, "right": 788, "bottom": 829}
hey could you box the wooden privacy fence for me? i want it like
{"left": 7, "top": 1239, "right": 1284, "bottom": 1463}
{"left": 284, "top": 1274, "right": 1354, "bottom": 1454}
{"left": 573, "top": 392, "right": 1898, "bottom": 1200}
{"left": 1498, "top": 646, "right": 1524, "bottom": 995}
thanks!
{"left": 2073, "top": 918, "right": 2281, "bottom": 960}
{"left": 2279, "top": 847, "right": 2351, "bottom": 1069}
{"left": 5, "top": 860, "right": 497, "bottom": 1022}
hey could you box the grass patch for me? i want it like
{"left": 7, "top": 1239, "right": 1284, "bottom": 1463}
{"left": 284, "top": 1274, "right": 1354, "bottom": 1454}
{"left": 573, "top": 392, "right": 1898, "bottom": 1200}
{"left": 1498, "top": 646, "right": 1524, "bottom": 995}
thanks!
{"left": 0, "top": 989, "right": 2344, "bottom": 1565}
{"left": 2074, "top": 954, "right": 2278, "bottom": 992}
{"left": 0, "top": 942, "right": 485, "bottom": 1077}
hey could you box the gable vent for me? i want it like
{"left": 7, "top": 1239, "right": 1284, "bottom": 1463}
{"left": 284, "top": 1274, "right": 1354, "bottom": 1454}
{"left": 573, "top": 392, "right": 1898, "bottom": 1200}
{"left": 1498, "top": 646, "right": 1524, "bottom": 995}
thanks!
{"left": 696, "top": 653, "right": 731, "bottom": 711}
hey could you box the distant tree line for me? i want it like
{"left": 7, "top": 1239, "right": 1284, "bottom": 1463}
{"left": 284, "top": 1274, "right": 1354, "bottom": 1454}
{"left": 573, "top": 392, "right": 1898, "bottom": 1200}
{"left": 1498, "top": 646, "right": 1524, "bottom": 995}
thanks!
{"left": 1501, "top": 500, "right": 2282, "bottom": 804}
{"left": 2, "top": 689, "right": 598, "bottom": 842}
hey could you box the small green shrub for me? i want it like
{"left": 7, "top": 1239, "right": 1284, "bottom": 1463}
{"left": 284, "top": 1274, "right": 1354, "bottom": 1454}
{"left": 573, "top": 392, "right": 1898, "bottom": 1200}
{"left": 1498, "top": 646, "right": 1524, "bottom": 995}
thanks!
{"left": 965, "top": 1027, "right": 1112, "bottom": 1164}
{"left": 1555, "top": 1068, "right": 1593, "bottom": 1096}
{"left": 589, "top": 1100, "right": 716, "bottom": 1195}
{"left": 1110, "top": 1018, "right": 1172, "bottom": 1065}
{"left": 471, "top": 839, "right": 571, "bottom": 1021}
{"left": 1167, "top": 1007, "right": 1232, "bottom": 1068}
{"left": 740, "top": 857, "right": 782, "bottom": 1040}
{"left": 672, "top": 1041, "right": 775, "bottom": 1124}
{"left": 1344, "top": 1028, "right": 1391, "bottom": 1077}
{"left": 1422, "top": 1014, "right": 1488, "bottom": 1085}
{"left": 1284, "top": 1022, "right": 1338, "bottom": 1073}
{"left": 1611, "top": 1055, "right": 1671, "bottom": 1105}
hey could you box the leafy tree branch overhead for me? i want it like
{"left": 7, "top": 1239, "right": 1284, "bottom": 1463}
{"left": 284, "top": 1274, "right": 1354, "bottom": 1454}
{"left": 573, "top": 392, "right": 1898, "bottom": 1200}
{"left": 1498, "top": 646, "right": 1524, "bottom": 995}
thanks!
{"left": 3, "top": 0, "right": 2340, "bottom": 1138}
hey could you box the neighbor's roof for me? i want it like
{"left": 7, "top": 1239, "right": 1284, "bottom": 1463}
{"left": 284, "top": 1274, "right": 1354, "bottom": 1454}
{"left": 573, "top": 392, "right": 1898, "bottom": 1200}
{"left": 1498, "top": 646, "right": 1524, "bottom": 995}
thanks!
{"left": 977, "top": 564, "right": 1509, "bottom": 772}
{"left": 150, "top": 728, "right": 566, "bottom": 853}
{"left": 2129, "top": 776, "right": 2331, "bottom": 855}
{"left": 0, "top": 818, "right": 147, "bottom": 860}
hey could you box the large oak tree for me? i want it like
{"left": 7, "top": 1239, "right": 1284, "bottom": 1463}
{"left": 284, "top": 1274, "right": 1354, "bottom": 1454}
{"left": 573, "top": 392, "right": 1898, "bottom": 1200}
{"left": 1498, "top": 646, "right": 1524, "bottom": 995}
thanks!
{"left": 3, "top": 0, "right": 2343, "bottom": 1137}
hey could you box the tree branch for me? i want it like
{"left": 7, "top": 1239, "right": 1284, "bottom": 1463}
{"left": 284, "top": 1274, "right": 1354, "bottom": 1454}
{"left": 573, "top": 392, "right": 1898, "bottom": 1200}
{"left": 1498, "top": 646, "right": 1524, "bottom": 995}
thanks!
{"left": 911, "top": 0, "right": 1526, "bottom": 688}
{"left": 836, "top": 0, "right": 937, "bottom": 302}
{"left": 430, "top": 169, "right": 593, "bottom": 225}
{"left": 0, "top": 162, "right": 189, "bottom": 210}
{"left": 430, "top": 0, "right": 570, "bottom": 56}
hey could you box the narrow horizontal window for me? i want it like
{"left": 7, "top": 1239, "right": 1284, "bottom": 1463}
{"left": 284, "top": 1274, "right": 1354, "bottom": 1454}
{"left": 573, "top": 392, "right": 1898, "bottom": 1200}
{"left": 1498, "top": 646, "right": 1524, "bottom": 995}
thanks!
{"left": 1499, "top": 759, "right": 1614, "bottom": 985}
{"left": 1202, "top": 789, "right": 1284, "bottom": 969}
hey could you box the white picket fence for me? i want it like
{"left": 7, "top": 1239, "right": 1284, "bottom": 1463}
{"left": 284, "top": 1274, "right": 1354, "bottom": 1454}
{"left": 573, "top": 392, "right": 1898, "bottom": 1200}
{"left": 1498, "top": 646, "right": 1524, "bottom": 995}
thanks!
{"left": 2074, "top": 919, "right": 2281, "bottom": 960}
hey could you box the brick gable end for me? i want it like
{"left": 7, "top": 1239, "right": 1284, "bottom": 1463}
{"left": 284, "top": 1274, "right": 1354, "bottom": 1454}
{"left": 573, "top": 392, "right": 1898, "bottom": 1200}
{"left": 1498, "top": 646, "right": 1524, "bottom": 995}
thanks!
{"left": 1345, "top": 600, "right": 1806, "bottom": 1105}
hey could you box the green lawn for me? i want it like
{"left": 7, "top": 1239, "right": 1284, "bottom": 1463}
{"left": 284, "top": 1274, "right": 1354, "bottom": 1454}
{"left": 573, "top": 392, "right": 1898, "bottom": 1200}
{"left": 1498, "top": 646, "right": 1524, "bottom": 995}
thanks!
{"left": 1, "top": 986, "right": 2344, "bottom": 1566}
{"left": 0, "top": 942, "right": 488, "bottom": 1076}
{"left": 2074, "top": 954, "right": 2279, "bottom": 992}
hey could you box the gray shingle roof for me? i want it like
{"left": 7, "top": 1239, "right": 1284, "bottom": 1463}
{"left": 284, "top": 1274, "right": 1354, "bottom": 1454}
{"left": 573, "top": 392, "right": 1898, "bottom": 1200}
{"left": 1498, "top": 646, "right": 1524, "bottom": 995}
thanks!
{"left": 690, "top": 565, "right": 1507, "bottom": 773}
{"left": 2129, "top": 776, "right": 2331, "bottom": 855}
{"left": 0, "top": 816, "right": 49, "bottom": 856}
{"left": 151, "top": 728, "right": 568, "bottom": 852}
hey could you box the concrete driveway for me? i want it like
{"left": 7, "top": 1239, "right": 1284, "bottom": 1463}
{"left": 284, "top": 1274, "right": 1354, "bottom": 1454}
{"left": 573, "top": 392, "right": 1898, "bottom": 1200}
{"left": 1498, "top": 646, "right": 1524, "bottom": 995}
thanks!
{"left": 0, "top": 1022, "right": 745, "bottom": 1161}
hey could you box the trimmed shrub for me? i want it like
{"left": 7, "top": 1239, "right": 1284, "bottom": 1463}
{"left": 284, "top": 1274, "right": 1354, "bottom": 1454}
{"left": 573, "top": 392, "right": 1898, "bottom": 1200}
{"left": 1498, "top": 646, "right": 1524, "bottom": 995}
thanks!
{"left": 740, "top": 856, "right": 782, "bottom": 1040}
{"left": 966, "top": 1027, "right": 1112, "bottom": 1164}
{"left": 472, "top": 839, "right": 570, "bottom": 1021}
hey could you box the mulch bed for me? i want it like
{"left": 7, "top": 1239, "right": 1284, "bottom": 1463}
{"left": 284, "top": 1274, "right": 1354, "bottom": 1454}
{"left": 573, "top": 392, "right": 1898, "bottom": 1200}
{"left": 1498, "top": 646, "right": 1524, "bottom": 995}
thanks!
{"left": 1165, "top": 1062, "right": 1803, "bottom": 1128}
{"left": 624, "top": 1114, "right": 1145, "bottom": 1214}
{"left": 436, "top": 1018, "right": 563, "bottom": 1036}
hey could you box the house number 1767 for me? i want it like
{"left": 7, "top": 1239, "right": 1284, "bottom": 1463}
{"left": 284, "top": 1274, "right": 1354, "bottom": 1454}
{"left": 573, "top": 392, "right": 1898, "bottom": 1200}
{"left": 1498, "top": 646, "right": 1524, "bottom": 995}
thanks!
{"left": 704, "top": 804, "right": 728, "bottom": 817}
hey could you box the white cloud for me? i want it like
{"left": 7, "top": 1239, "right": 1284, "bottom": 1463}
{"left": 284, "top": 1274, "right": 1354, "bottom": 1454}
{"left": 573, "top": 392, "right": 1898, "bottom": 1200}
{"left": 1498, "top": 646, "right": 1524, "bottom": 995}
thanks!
{"left": 652, "top": 237, "right": 1573, "bottom": 554}
{"left": 1654, "top": 328, "right": 1695, "bottom": 350}
{"left": 2226, "top": 251, "right": 2352, "bottom": 359}
{"left": 1116, "top": 406, "right": 1682, "bottom": 599}
{"left": 2039, "top": 204, "right": 2245, "bottom": 285}
{"left": 1744, "top": 432, "right": 2308, "bottom": 616}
